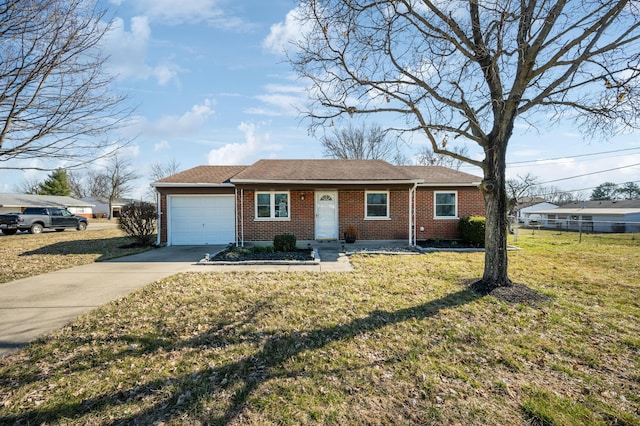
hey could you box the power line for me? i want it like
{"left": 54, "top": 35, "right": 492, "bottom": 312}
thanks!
{"left": 534, "top": 179, "right": 640, "bottom": 197}
{"left": 459, "top": 146, "right": 640, "bottom": 171}
{"left": 507, "top": 151, "right": 640, "bottom": 169}
{"left": 536, "top": 162, "right": 640, "bottom": 185}
{"left": 507, "top": 146, "right": 640, "bottom": 165}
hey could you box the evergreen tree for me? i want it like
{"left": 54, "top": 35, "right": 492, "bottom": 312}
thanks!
{"left": 617, "top": 182, "right": 640, "bottom": 200}
{"left": 38, "top": 169, "right": 71, "bottom": 196}
{"left": 591, "top": 182, "right": 619, "bottom": 201}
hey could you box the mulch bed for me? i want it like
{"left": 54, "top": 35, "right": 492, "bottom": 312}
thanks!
{"left": 470, "top": 280, "right": 553, "bottom": 306}
{"left": 417, "top": 239, "right": 481, "bottom": 249}
{"left": 212, "top": 249, "right": 314, "bottom": 262}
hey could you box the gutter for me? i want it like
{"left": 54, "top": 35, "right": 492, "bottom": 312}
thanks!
{"left": 151, "top": 183, "right": 235, "bottom": 188}
{"left": 415, "top": 182, "right": 482, "bottom": 187}
{"left": 230, "top": 179, "right": 423, "bottom": 185}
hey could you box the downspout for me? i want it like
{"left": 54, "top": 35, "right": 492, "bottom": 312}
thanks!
{"left": 156, "top": 189, "right": 162, "bottom": 246}
{"left": 240, "top": 188, "right": 245, "bottom": 247}
{"left": 409, "top": 183, "right": 417, "bottom": 246}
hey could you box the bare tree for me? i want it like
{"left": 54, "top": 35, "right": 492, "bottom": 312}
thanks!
{"left": 149, "top": 159, "right": 181, "bottom": 181}
{"left": 147, "top": 159, "right": 181, "bottom": 201}
{"left": 0, "top": 0, "right": 130, "bottom": 170}
{"left": 537, "top": 186, "right": 582, "bottom": 205}
{"left": 103, "top": 155, "right": 140, "bottom": 219}
{"left": 67, "top": 171, "right": 87, "bottom": 199}
{"left": 321, "top": 123, "right": 402, "bottom": 162}
{"left": 290, "top": 0, "right": 640, "bottom": 290}
{"left": 67, "top": 169, "right": 111, "bottom": 199}
{"left": 86, "top": 170, "right": 112, "bottom": 199}
{"left": 506, "top": 173, "right": 540, "bottom": 216}
{"left": 14, "top": 177, "right": 42, "bottom": 194}
{"left": 415, "top": 145, "right": 469, "bottom": 170}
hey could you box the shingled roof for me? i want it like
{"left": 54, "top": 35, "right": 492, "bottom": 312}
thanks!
{"left": 231, "top": 159, "right": 419, "bottom": 183}
{"left": 152, "top": 165, "right": 247, "bottom": 186}
{"left": 152, "top": 160, "right": 482, "bottom": 186}
{"left": 398, "top": 165, "right": 481, "bottom": 185}
{"left": 0, "top": 194, "right": 94, "bottom": 208}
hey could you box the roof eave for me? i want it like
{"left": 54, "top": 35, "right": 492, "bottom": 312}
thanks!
{"left": 230, "top": 179, "right": 423, "bottom": 185}
{"left": 416, "top": 182, "right": 482, "bottom": 187}
{"left": 533, "top": 208, "right": 640, "bottom": 215}
{"left": 151, "top": 182, "right": 235, "bottom": 188}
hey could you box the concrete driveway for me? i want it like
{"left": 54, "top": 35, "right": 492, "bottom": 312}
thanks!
{"left": 0, "top": 245, "right": 223, "bottom": 358}
{"left": 0, "top": 245, "right": 352, "bottom": 358}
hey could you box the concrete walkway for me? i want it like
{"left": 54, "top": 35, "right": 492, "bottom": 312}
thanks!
{"left": 0, "top": 245, "right": 351, "bottom": 358}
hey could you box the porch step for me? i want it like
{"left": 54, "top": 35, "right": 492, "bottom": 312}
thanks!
{"left": 313, "top": 240, "right": 344, "bottom": 250}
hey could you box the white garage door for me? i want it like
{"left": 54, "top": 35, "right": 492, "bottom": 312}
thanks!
{"left": 169, "top": 196, "right": 235, "bottom": 245}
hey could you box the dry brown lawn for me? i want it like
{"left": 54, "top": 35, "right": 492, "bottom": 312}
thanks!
{"left": 0, "top": 231, "right": 638, "bottom": 425}
{"left": 0, "top": 226, "right": 151, "bottom": 284}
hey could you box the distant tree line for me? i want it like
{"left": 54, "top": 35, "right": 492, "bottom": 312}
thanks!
{"left": 16, "top": 158, "right": 180, "bottom": 218}
{"left": 591, "top": 182, "right": 640, "bottom": 201}
{"left": 17, "top": 156, "right": 139, "bottom": 219}
{"left": 506, "top": 175, "right": 640, "bottom": 218}
{"left": 320, "top": 122, "right": 469, "bottom": 169}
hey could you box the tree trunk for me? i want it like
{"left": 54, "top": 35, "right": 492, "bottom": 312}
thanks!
{"left": 478, "top": 140, "right": 512, "bottom": 291}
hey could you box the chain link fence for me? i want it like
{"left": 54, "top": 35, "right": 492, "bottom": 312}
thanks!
{"left": 510, "top": 218, "right": 640, "bottom": 243}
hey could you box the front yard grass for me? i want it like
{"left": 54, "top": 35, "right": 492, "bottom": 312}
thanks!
{"left": 0, "top": 231, "right": 639, "bottom": 425}
{"left": 0, "top": 227, "right": 152, "bottom": 284}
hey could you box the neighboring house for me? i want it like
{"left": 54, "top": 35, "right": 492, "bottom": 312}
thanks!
{"left": 0, "top": 193, "right": 94, "bottom": 217}
{"left": 534, "top": 200, "right": 640, "bottom": 233}
{"left": 516, "top": 197, "right": 558, "bottom": 225}
{"left": 80, "top": 197, "right": 134, "bottom": 218}
{"left": 151, "top": 159, "right": 484, "bottom": 246}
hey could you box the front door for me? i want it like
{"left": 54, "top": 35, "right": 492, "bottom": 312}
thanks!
{"left": 315, "top": 191, "right": 338, "bottom": 240}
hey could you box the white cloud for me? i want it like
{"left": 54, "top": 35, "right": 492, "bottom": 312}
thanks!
{"left": 263, "top": 6, "right": 311, "bottom": 55}
{"left": 103, "top": 16, "right": 182, "bottom": 86}
{"left": 151, "top": 63, "right": 182, "bottom": 86}
{"left": 154, "top": 140, "right": 171, "bottom": 151}
{"left": 207, "top": 122, "right": 282, "bottom": 165}
{"left": 247, "top": 83, "right": 307, "bottom": 117}
{"left": 125, "top": 144, "right": 141, "bottom": 158}
{"left": 121, "top": 0, "right": 253, "bottom": 29}
{"left": 149, "top": 99, "right": 215, "bottom": 137}
{"left": 136, "top": 0, "right": 222, "bottom": 24}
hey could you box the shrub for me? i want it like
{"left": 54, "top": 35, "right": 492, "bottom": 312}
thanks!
{"left": 458, "top": 216, "right": 485, "bottom": 247}
{"left": 273, "top": 234, "right": 296, "bottom": 252}
{"left": 251, "top": 245, "right": 275, "bottom": 253}
{"left": 118, "top": 202, "right": 157, "bottom": 247}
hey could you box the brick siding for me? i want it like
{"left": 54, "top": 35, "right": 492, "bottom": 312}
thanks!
{"left": 414, "top": 187, "right": 485, "bottom": 240}
{"left": 238, "top": 190, "right": 315, "bottom": 241}
{"left": 158, "top": 185, "right": 486, "bottom": 244}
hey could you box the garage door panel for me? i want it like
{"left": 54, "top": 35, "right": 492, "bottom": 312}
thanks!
{"left": 169, "top": 196, "right": 235, "bottom": 245}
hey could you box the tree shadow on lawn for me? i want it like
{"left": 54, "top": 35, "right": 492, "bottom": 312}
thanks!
{"left": 1, "top": 286, "right": 484, "bottom": 425}
{"left": 18, "top": 236, "right": 149, "bottom": 262}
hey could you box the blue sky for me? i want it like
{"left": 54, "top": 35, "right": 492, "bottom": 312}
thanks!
{"left": 1, "top": 0, "right": 639, "bottom": 199}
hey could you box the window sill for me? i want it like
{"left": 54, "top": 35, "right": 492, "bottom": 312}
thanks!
{"left": 434, "top": 216, "right": 459, "bottom": 220}
{"left": 254, "top": 217, "right": 291, "bottom": 221}
{"left": 364, "top": 217, "right": 391, "bottom": 220}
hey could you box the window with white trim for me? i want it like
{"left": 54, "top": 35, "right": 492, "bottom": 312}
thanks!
{"left": 365, "top": 191, "right": 389, "bottom": 218}
{"left": 434, "top": 191, "right": 458, "bottom": 218}
{"left": 255, "top": 191, "right": 289, "bottom": 219}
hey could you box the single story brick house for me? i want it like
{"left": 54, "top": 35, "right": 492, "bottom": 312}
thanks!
{"left": 532, "top": 200, "right": 640, "bottom": 233}
{"left": 151, "top": 159, "right": 484, "bottom": 246}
